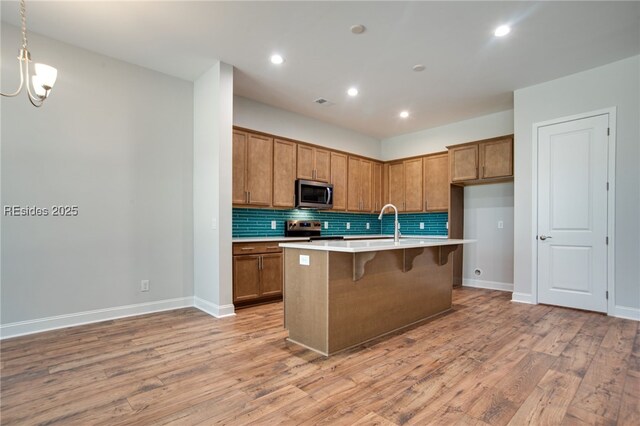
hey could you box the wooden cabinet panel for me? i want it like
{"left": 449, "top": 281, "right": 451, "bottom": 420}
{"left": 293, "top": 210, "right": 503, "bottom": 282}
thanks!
{"left": 360, "top": 160, "right": 373, "bottom": 211}
{"left": 330, "top": 152, "right": 347, "bottom": 211}
{"left": 347, "top": 157, "right": 360, "bottom": 211}
{"left": 315, "top": 149, "right": 331, "bottom": 182}
{"left": 388, "top": 162, "right": 405, "bottom": 212}
{"left": 273, "top": 139, "right": 296, "bottom": 207}
{"left": 372, "top": 162, "right": 383, "bottom": 212}
{"left": 246, "top": 134, "right": 273, "bottom": 206}
{"left": 404, "top": 158, "right": 423, "bottom": 212}
{"left": 260, "top": 253, "right": 283, "bottom": 297}
{"left": 424, "top": 153, "right": 449, "bottom": 211}
{"left": 232, "top": 131, "right": 248, "bottom": 204}
{"left": 480, "top": 137, "right": 513, "bottom": 179}
{"left": 450, "top": 145, "right": 478, "bottom": 182}
{"left": 297, "top": 145, "right": 315, "bottom": 180}
{"left": 233, "top": 255, "right": 261, "bottom": 302}
{"left": 347, "top": 157, "right": 374, "bottom": 212}
{"left": 297, "top": 145, "right": 329, "bottom": 182}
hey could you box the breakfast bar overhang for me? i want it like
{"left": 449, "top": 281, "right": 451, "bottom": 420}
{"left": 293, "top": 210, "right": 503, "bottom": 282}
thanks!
{"left": 279, "top": 238, "right": 475, "bottom": 356}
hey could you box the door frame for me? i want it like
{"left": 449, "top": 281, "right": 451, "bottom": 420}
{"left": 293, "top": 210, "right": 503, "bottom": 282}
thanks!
{"left": 530, "top": 107, "right": 616, "bottom": 314}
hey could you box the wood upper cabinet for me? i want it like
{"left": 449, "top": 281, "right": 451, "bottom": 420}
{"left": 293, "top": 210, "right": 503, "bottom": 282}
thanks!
{"left": 233, "top": 130, "right": 273, "bottom": 206}
{"left": 480, "top": 137, "right": 513, "bottom": 179}
{"left": 330, "top": 152, "right": 348, "bottom": 211}
{"left": 297, "top": 145, "right": 330, "bottom": 182}
{"left": 403, "top": 158, "right": 423, "bottom": 212}
{"left": 423, "top": 153, "right": 449, "bottom": 212}
{"left": 386, "top": 159, "right": 422, "bottom": 212}
{"left": 448, "top": 135, "right": 514, "bottom": 184}
{"left": 372, "top": 162, "right": 383, "bottom": 212}
{"left": 273, "top": 139, "right": 297, "bottom": 207}
{"left": 387, "top": 162, "right": 405, "bottom": 212}
{"left": 449, "top": 144, "right": 479, "bottom": 182}
{"left": 347, "top": 157, "right": 373, "bottom": 212}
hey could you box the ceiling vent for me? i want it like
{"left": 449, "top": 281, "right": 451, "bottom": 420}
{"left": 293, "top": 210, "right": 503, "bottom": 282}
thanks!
{"left": 314, "top": 97, "right": 334, "bottom": 106}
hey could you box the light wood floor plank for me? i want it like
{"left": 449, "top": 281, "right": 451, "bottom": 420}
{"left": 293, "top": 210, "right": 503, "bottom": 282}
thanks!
{"left": 1, "top": 288, "right": 637, "bottom": 425}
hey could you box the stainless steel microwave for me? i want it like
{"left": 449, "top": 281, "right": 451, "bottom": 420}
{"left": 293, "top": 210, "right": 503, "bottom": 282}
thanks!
{"left": 295, "top": 179, "right": 333, "bottom": 209}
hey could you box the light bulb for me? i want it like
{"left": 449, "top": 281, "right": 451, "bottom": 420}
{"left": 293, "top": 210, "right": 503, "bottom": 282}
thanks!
{"left": 347, "top": 87, "right": 358, "bottom": 97}
{"left": 494, "top": 25, "right": 511, "bottom": 37}
{"left": 399, "top": 111, "right": 409, "bottom": 119}
{"left": 34, "top": 63, "right": 58, "bottom": 89}
{"left": 270, "top": 54, "right": 284, "bottom": 65}
{"left": 31, "top": 74, "right": 47, "bottom": 97}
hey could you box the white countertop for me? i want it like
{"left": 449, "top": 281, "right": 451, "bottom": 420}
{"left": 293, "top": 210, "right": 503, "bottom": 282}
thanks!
{"left": 279, "top": 238, "right": 475, "bottom": 253}
{"left": 233, "top": 234, "right": 447, "bottom": 243}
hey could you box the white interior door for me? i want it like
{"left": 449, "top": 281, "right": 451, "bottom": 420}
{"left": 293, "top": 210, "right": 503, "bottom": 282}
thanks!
{"left": 537, "top": 114, "right": 609, "bottom": 313}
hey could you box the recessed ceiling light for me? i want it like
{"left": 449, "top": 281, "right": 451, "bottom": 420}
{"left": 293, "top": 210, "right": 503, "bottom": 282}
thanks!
{"left": 350, "top": 24, "right": 366, "bottom": 34}
{"left": 412, "top": 64, "right": 426, "bottom": 72}
{"left": 494, "top": 25, "right": 511, "bottom": 37}
{"left": 270, "top": 54, "right": 284, "bottom": 65}
{"left": 347, "top": 87, "right": 358, "bottom": 97}
{"left": 399, "top": 111, "right": 409, "bottom": 119}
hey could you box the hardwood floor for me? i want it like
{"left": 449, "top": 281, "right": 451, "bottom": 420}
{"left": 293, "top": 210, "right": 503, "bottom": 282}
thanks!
{"left": 1, "top": 288, "right": 638, "bottom": 425}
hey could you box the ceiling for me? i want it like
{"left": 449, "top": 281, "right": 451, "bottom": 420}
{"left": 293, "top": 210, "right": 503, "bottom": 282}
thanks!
{"left": 2, "top": 1, "right": 639, "bottom": 139}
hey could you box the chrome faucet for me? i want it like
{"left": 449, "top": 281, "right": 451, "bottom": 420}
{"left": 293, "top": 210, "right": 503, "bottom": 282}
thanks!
{"left": 378, "top": 203, "right": 400, "bottom": 242}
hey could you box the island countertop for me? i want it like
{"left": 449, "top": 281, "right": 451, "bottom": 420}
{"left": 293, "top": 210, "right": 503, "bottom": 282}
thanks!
{"left": 279, "top": 238, "right": 475, "bottom": 253}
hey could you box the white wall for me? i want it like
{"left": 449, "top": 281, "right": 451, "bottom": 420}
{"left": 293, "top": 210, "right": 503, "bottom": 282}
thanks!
{"left": 193, "top": 62, "right": 234, "bottom": 317}
{"left": 233, "top": 96, "right": 381, "bottom": 158}
{"left": 463, "top": 183, "right": 514, "bottom": 290}
{"left": 514, "top": 55, "right": 640, "bottom": 315}
{"left": 382, "top": 111, "right": 515, "bottom": 288}
{"left": 380, "top": 110, "right": 514, "bottom": 161}
{"left": 1, "top": 26, "right": 194, "bottom": 331}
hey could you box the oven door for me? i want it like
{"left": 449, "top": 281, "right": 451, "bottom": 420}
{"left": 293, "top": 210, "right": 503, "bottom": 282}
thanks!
{"left": 296, "top": 179, "right": 333, "bottom": 209}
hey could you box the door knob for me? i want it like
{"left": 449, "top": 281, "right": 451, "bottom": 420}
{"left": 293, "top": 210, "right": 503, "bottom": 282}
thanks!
{"left": 539, "top": 235, "right": 552, "bottom": 240}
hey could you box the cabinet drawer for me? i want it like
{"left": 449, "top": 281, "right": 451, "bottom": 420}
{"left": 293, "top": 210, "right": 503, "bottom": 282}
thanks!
{"left": 233, "top": 242, "right": 283, "bottom": 255}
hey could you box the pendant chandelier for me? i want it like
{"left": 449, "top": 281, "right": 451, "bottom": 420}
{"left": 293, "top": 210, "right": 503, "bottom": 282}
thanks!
{"left": 0, "top": 0, "right": 57, "bottom": 107}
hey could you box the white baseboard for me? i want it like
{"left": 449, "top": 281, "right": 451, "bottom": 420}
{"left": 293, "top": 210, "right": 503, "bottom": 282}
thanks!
{"left": 0, "top": 297, "right": 194, "bottom": 340}
{"left": 512, "top": 292, "right": 535, "bottom": 304}
{"left": 462, "top": 279, "right": 513, "bottom": 292}
{"left": 194, "top": 297, "right": 236, "bottom": 318}
{"left": 612, "top": 305, "right": 640, "bottom": 321}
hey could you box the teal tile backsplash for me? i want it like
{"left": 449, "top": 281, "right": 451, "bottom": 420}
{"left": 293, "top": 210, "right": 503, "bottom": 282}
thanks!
{"left": 233, "top": 208, "right": 448, "bottom": 238}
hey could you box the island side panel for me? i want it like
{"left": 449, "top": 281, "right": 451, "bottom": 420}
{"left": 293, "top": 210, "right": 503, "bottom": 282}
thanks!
{"left": 283, "top": 248, "right": 329, "bottom": 355}
{"left": 327, "top": 247, "right": 453, "bottom": 354}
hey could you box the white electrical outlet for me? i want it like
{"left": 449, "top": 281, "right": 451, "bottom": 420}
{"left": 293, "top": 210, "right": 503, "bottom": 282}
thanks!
{"left": 299, "top": 255, "right": 310, "bottom": 266}
{"left": 324, "top": 222, "right": 328, "bottom": 229}
{"left": 420, "top": 222, "right": 425, "bottom": 230}
{"left": 346, "top": 222, "right": 351, "bottom": 230}
{"left": 141, "top": 280, "right": 150, "bottom": 292}
{"left": 498, "top": 221, "right": 504, "bottom": 229}
{"left": 398, "top": 223, "right": 401, "bottom": 229}
{"left": 366, "top": 223, "right": 370, "bottom": 230}
{"left": 446, "top": 221, "right": 449, "bottom": 230}
{"left": 212, "top": 218, "right": 217, "bottom": 230}
{"left": 271, "top": 220, "right": 277, "bottom": 230}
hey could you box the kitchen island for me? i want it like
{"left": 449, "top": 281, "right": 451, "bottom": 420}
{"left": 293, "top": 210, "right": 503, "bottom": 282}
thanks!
{"left": 279, "top": 238, "right": 474, "bottom": 356}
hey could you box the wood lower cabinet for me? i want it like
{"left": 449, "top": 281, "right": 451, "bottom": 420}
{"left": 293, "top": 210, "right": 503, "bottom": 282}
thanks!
{"left": 423, "top": 153, "right": 449, "bottom": 212}
{"left": 273, "top": 139, "right": 297, "bottom": 207}
{"left": 330, "top": 152, "right": 348, "bottom": 211}
{"left": 297, "top": 145, "right": 330, "bottom": 182}
{"left": 233, "top": 130, "right": 273, "bottom": 206}
{"left": 448, "top": 135, "right": 514, "bottom": 185}
{"left": 233, "top": 242, "right": 283, "bottom": 307}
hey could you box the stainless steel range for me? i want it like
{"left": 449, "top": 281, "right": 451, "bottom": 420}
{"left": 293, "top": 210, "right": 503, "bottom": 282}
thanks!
{"left": 284, "top": 220, "right": 344, "bottom": 240}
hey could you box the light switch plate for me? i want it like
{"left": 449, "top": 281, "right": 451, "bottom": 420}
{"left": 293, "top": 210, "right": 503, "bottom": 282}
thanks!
{"left": 271, "top": 220, "right": 277, "bottom": 230}
{"left": 366, "top": 223, "right": 370, "bottom": 230}
{"left": 498, "top": 221, "right": 504, "bottom": 229}
{"left": 324, "top": 222, "right": 328, "bottom": 229}
{"left": 299, "top": 255, "right": 310, "bottom": 266}
{"left": 212, "top": 218, "right": 217, "bottom": 230}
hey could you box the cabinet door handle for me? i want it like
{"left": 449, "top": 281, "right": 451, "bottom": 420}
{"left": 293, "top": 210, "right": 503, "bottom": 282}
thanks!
{"left": 266, "top": 246, "right": 279, "bottom": 249}
{"left": 248, "top": 191, "right": 251, "bottom": 203}
{"left": 241, "top": 247, "right": 255, "bottom": 251}
{"left": 425, "top": 200, "right": 428, "bottom": 211}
